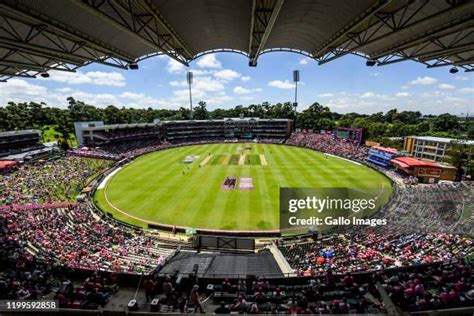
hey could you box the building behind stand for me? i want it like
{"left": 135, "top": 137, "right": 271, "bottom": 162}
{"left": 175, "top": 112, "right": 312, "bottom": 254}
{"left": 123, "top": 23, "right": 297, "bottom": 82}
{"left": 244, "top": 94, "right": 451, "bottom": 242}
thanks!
{"left": 0, "top": 129, "right": 60, "bottom": 163}
{"left": 391, "top": 156, "right": 456, "bottom": 183}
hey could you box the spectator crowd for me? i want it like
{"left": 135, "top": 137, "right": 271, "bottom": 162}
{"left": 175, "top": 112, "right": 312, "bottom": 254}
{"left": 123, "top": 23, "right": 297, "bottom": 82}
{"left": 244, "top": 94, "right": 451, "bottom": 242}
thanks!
{"left": 1, "top": 132, "right": 472, "bottom": 313}
{"left": 1, "top": 203, "right": 173, "bottom": 274}
{"left": 0, "top": 156, "right": 113, "bottom": 205}
{"left": 286, "top": 132, "right": 368, "bottom": 161}
{"left": 278, "top": 233, "right": 472, "bottom": 277}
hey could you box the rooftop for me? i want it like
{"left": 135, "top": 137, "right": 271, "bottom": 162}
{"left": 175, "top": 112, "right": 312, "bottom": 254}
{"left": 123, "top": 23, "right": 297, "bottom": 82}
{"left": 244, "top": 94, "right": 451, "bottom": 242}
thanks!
{"left": 409, "top": 136, "right": 474, "bottom": 145}
{"left": 0, "top": 129, "right": 41, "bottom": 138}
{"left": 1, "top": 1, "right": 472, "bottom": 81}
{"left": 391, "top": 156, "right": 455, "bottom": 169}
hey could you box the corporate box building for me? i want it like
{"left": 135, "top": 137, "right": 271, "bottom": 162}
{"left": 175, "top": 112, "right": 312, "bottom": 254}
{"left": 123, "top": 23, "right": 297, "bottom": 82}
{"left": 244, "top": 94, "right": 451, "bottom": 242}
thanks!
{"left": 74, "top": 118, "right": 293, "bottom": 146}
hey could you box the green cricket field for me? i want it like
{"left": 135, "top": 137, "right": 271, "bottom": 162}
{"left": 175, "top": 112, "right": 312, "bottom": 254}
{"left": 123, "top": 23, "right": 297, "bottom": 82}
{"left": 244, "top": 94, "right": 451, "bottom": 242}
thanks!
{"left": 94, "top": 143, "right": 392, "bottom": 231}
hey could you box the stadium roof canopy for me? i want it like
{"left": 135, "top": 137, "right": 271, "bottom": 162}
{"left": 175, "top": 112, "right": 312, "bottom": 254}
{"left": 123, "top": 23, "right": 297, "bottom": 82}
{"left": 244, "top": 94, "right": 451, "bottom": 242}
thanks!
{"left": 0, "top": 0, "right": 473, "bottom": 81}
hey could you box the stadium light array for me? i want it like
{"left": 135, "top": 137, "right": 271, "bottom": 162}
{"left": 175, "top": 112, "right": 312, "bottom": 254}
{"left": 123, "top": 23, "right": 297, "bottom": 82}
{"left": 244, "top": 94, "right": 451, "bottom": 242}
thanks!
{"left": 293, "top": 70, "right": 300, "bottom": 130}
{"left": 128, "top": 62, "right": 139, "bottom": 70}
{"left": 40, "top": 72, "right": 49, "bottom": 78}
{"left": 449, "top": 67, "right": 459, "bottom": 74}
{"left": 187, "top": 71, "right": 193, "bottom": 120}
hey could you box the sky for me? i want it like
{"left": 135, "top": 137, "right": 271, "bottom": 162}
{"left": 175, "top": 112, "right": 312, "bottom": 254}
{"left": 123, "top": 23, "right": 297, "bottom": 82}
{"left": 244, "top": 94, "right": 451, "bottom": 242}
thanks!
{"left": 0, "top": 52, "right": 472, "bottom": 115}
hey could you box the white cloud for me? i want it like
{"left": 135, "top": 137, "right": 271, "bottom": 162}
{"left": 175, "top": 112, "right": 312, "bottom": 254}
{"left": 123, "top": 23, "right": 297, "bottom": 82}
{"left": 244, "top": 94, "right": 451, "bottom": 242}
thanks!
{"left": 459, "top": 87, "right": 474, "bottom": 94}
{"left": 166, "top": 59, "right": 186, "bottom": 73}
{"left": 0, "top": 79, "right": 170, "bottom": 109}
{"left": 396, "top": 92, "right": 411, "bottom": 97}
{"left": 268, "top": 80, "right": 294, "bottom": 89}
{"left": 319, "top": 88, "right": 472, "bottom": 115}
{"left": 233, "top": 86, "right": 261, "bottom": 94}
{"left": 240, "top": 96, "right": 254, "bottom": 101}
{"left": 370, "top": 72, "right": 380, "bottom": 77}
{"left": 401, "top": 85, "right": 409, "bottom": 90}
{"left": 196, "top": 54, "right": 221, "bottom": 68}
{"left": 240, "top": 75, "right": 251, "bottom": 81}
{"left": 454, "top": 76, "right": 469, "bottom": 81}
{"left": 410, "top": 76, "right": 438, "bottom": 85}
{"left": 55, "top": 87, "right": 73, "bottom": 93}
{"left": 318, "top": 93, "right": 334, "bottom": 97}
{"left": 41, "top": 71, "right": 126, "bottom": 87}
{"left": 213, "top": 69, "right": 240, "bottom": 81}
{"left": 360, "top": 92, "right": 375, "bottom": 98}
{"left": 357, "top": 92, "right": 394, "bottom": 101}
{"left": 207, "top": 93, "right": 233, "bottom": 105}
{"left": 438, "top": 83, "right": 455, "bottom": 90}
{"left": 190, "top": 69, "right": 215, "bottom": 76}
{"left": 193, "top": 76, "right": 225, "bottom": 92}
{"left": 119, "top": 92, "right": 145, "bottom": 99}
{"left": 299, "top": 58, "right": 308, "bottom": 65}
{"left": 0, "top": 79, "right": 48, "bottom": 100}
{"left": 169, "top": 80, "right": 186, "bottom": 87}
{"left": 233, "top": 86, "right": 251, "bottom": 94}
{"left": 172, "top": 89, "right": 205, "bottom": 101}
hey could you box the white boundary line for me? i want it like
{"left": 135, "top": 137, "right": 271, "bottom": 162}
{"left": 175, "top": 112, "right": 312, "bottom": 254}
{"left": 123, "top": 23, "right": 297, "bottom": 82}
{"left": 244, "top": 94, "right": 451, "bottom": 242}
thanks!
{"left": 97, "top": 167, "right": 121, "bottom": 189}
{"left": 325, "top": 153, "right": 362, "bottom": 165}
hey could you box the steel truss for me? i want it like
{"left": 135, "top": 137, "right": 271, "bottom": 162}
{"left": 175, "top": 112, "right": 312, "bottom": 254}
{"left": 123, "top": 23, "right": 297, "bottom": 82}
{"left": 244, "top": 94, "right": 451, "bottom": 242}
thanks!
{"left": 314, "top": 0, "right": 474, "bottom": 71}
{"left": 78, "top": 0, "right": 192, "bottom": 66}
{"left": 0, "top": 2, "right": 133, "bottom": 81}
{"left": 248, "top": 0, "right": 284, "bottom": 66}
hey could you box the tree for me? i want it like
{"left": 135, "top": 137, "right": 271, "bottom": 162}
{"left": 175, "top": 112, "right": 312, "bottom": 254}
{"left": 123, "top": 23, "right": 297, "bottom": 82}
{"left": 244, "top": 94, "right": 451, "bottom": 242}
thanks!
{"left": 297, "top": 103, "right": 332, "bottom": 131}
{"left": 104, "top": 105, "right": 123, "bottom": 124}
{"left": 444, "top": 142, "right": 474, "bottom": 181}
{"left": 193, "top": 101, "right": 209, "bottom": 120}
{"left": 431, "top": 113, "right": 459, "bottom": 132}
{"left": 467, "top": 121, "right": 474, "bottom": 139}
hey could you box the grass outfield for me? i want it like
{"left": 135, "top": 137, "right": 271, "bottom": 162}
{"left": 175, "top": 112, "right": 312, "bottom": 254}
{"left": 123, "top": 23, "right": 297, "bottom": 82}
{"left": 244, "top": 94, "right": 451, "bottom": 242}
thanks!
{"left": 94, "top": 143, "right": 392, "bottom": 231}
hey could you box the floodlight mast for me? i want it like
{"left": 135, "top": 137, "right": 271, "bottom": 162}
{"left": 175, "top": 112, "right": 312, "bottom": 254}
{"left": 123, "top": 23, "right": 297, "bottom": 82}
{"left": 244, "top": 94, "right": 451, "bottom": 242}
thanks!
{"left": 187, "top": 71, "right": 193, "bottom": 120}
{"left": 293, "top": 70, "right": 300, "bottom": 131}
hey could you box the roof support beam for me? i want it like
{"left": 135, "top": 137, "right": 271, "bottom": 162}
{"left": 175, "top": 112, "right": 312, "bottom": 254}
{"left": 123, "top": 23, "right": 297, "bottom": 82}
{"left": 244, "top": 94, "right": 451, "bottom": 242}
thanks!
{"left": 452, "top": 59, "right": 474, "bottom": 66}
{"left": 111, "top": 0, "right": 192, "bottom": 61}
{"left": 74, "top": 0, "right": 188, "bottom": 66}
{"left": 417, "top": 42, "right": 474, "bottom": 61}
{"left": 362, "top": 2, "right": 474, "bottom": 53}
{"left": 427, "top": 58, "right": 474, "bottom": 68}
{"left": 141, "top": 0, "right": 195, "bottom": 59}
{"left": 0, "top": 37, "right": 86, "bottom": 65}
{"left": 319, "top": 1, "right": 474, "bottom": 65}
{"left": 0, "top": 38, "right": 128, "bottom": 69}
{"left": 0, "top": 60, "right": 76, "bottom": 73}
{"left": 380, "top": 42, "right": 474, "bottom": 66}
{"left": 312, "top": 0, "right": 393, "bottom": 58}
{"left": 248, "top": 0, "right": 284, "bottom": 66}
{"left": 0, "top": 37, "right": 128, "bottom": 70}
{"left": 0, "top": 2, "right": 135, "bottom": 63}
{"left": 370, "top": 19, "right": 474, "bottom": 59}
{"left": 0, "top": 71, "right": 35, "bottom": 78}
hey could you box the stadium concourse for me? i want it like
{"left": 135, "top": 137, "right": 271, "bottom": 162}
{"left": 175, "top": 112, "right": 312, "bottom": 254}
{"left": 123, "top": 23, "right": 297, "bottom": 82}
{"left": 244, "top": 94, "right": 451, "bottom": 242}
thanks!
{"left": 0, "top": 126, "right": 473, "bottom": 314}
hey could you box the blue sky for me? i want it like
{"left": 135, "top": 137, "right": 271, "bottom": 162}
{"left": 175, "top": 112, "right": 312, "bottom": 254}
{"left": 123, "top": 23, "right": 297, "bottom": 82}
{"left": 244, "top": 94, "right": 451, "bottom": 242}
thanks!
{"left": 0, "top": 52, "right": 472, "bottom": 115}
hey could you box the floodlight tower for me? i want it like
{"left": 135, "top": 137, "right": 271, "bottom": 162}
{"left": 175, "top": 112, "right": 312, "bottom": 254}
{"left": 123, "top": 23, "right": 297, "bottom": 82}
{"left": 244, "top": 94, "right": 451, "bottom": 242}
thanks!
{"left": 187, "top": 71, "right": 193, "bottom": 120}
{"left": 293, "top": 70, "right": 300, "bottom": 130}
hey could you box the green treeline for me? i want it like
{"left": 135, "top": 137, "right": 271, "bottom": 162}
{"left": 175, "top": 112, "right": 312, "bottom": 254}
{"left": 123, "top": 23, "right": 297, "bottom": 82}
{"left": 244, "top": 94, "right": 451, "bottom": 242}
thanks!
{"left": 1, "top": 97, "right": 472, "bottom": 148}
